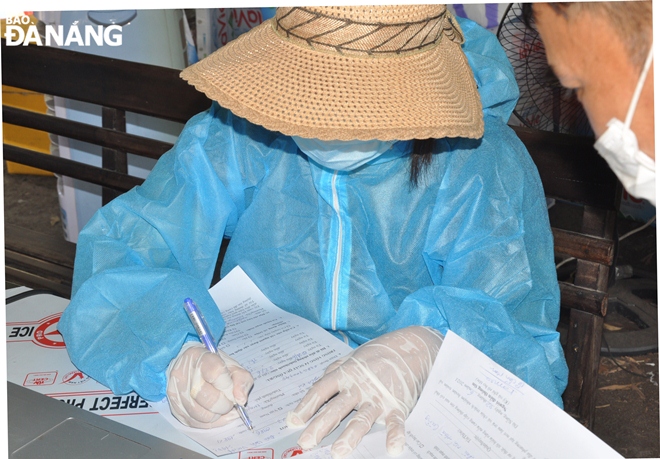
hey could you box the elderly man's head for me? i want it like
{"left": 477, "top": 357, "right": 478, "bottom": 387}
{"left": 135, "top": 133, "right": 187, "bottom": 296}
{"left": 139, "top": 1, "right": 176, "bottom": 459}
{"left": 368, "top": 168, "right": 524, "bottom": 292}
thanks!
{"left": 525, "top": 2, "right": 654, "bottom": 160}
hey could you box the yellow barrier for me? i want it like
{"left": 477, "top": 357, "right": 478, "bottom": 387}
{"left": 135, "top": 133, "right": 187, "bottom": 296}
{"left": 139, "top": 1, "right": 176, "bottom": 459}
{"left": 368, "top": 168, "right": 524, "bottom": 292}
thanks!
{"left": 2, "top": 14, "right": 53, "bottom": 176}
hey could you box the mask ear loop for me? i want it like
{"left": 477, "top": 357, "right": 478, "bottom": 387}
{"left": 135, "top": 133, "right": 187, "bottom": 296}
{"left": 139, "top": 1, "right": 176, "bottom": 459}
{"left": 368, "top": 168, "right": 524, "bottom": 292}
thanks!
{"left": 624, "top": 43, "right": 654, "bottom": 128}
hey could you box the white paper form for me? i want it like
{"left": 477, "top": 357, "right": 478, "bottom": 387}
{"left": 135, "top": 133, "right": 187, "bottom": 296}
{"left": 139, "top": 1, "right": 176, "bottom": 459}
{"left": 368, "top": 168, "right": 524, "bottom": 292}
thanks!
{"left": 5, "top": 285, "right": 351, "bottom": 459}
{"left": 155, "top": 266, "right": 353, "bottom": 456}
{"left": 298, "top": 331, "right": 623, "bottom": 459}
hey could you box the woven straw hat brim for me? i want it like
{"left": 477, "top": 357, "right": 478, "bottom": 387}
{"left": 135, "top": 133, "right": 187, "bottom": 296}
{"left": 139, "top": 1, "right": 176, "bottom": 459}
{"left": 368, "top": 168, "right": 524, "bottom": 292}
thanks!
{"left": 181, "top": 19, "right": 484, "bottom": 141}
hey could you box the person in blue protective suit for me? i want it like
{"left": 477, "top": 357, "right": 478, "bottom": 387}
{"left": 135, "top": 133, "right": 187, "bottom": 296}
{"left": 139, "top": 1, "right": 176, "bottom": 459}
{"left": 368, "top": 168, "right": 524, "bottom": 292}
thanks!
{"left": 59, "top": 5, "right": 568, "bottom": 458}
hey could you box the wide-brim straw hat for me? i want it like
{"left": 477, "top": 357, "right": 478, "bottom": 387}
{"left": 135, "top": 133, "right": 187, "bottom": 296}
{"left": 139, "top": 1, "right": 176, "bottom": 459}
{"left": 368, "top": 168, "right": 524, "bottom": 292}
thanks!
{"left": 181, "top": 5, "right": 484, "bottom": 141}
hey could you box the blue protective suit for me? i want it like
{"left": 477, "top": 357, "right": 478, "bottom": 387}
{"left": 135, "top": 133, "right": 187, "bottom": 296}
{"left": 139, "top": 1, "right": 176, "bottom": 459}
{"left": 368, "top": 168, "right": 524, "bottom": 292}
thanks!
{"left": 59, "top": 18, "right": 569, "bottom": 407}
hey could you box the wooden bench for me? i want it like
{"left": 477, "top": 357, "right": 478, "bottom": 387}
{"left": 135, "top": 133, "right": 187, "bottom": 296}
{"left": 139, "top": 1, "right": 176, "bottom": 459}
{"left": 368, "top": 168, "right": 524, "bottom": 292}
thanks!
{"left": 2, "top": 40, "right": 620, "bottom": 429}
{"left": 2, "top": 40, "right": 211, "bottom": 298}
{"left": 517, "top": 126, "right": 620, "bottom": 429}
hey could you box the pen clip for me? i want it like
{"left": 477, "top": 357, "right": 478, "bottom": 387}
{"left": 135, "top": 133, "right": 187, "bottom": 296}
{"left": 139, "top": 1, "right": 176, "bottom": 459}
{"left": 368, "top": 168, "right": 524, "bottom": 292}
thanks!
{"left": 183, "top": 298, "right": 217, "bottom": 353}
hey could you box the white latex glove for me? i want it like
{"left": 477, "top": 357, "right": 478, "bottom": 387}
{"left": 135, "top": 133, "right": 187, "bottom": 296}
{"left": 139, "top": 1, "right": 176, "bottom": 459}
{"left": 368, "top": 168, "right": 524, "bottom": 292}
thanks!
{"left": 166, "top": 342, "right": 254, "bottom": 428}
{"left": 286, "top": 326, "right": 443, "bottom": 458}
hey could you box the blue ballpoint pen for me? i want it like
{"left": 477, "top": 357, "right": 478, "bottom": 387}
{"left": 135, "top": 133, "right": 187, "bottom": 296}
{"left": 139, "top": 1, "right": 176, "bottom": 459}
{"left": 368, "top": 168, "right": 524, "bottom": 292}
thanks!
{"left": 183, "top": 297, "right": 254, "bottom": 431}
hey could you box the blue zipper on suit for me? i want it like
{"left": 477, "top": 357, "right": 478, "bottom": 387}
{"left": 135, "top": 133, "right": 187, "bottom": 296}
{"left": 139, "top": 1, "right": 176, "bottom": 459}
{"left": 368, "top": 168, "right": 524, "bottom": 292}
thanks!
{"left": 313, "top": 167, "right": 351, "bottom": 331}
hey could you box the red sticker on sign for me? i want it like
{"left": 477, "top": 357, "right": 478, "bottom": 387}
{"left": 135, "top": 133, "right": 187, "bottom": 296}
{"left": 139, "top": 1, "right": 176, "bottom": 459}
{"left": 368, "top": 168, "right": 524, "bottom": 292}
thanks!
{"left": 24, "top": 371, "right": 57, "bottom": 386}
{"left": 281, "top": 447, "right": 305, "bottom": 458}
{"left": 239, "top": 448, "right": 275, "bottom": 459}
{"left": 33, "top": 314, "right": 65, "bottom": 348}
{"left": 62, "top": 370, "right": 90, "bottom": 385}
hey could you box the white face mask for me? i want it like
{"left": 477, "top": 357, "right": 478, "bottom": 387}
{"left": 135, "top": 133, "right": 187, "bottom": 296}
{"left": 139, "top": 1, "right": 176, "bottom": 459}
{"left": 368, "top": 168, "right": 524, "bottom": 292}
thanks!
{"left": 593, "top": 44, "right": 655, "bottom": 206}
{"left": 292, "top": 136, "right": 396, "bottom": 172}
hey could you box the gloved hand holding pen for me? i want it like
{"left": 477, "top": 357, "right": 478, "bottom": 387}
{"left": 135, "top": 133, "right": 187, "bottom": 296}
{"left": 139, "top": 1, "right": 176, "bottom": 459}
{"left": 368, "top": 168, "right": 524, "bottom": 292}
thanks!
{"left": 286, "top": 326, "right": 443, "bottom": 459}
{"left": 166, "top": 342, "right": 254, "bottom": 428}
{"left": 166, "top": 298, "right": 254, "bottom": 429}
